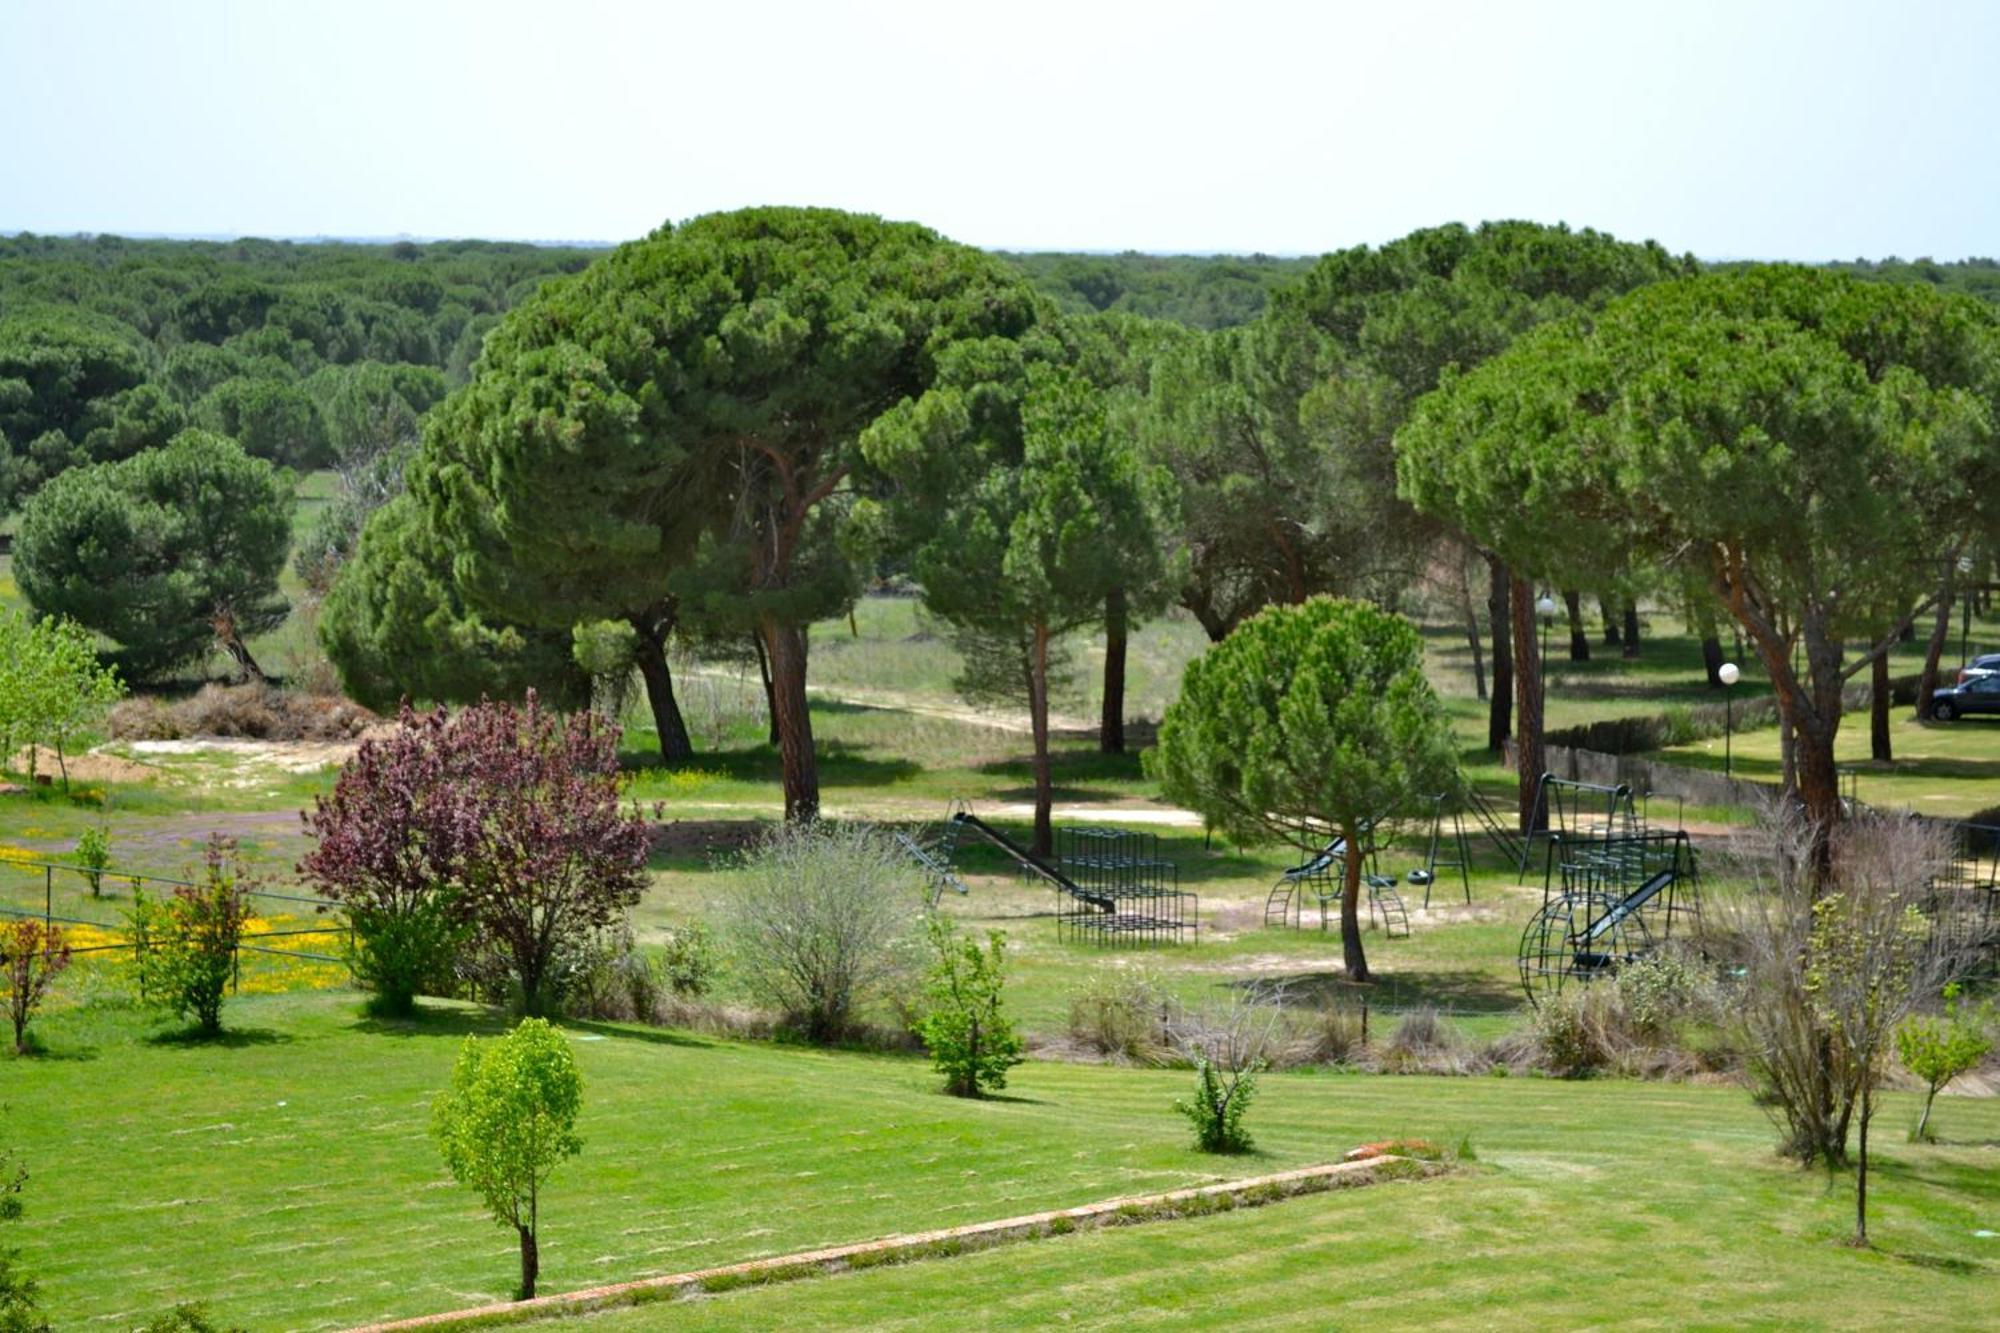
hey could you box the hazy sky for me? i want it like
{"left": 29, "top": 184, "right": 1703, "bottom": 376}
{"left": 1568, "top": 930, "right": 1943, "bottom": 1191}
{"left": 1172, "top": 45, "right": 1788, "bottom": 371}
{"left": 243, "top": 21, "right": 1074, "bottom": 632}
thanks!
{"left": 3, "top": 0, "right": 1995, "bottom": 259}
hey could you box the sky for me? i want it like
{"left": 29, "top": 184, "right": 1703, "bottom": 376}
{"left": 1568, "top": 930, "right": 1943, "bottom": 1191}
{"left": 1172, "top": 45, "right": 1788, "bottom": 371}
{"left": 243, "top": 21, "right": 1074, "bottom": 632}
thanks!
{"left": 2, "top": 0, "right": 1996, "bottom": 260}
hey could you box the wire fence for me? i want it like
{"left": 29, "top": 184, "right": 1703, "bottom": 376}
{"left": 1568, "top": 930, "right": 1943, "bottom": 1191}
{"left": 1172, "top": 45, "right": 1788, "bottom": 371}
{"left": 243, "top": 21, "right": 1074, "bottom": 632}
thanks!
{"left": 0, "top": 856, "right": 352, "bottom": 987}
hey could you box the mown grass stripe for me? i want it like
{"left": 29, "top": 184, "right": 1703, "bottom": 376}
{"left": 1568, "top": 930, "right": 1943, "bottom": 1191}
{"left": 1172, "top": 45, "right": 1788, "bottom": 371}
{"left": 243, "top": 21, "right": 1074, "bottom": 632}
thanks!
{"left": 347, "top": 1157, "right": 1439, "bottom": 1330}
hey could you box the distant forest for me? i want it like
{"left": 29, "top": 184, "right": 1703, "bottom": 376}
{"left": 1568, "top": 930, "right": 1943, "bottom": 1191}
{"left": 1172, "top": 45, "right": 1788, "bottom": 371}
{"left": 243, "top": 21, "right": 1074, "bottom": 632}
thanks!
{"left": 4, "top": 231, "right": 1996, "bottom": 520}
{"left": 999, "top": 250, "right": 1317, "bottom": 329}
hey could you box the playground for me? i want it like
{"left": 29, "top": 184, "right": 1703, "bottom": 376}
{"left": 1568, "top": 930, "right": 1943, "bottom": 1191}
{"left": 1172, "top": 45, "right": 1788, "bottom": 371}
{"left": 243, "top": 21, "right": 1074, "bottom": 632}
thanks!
{"left": 3, "top": 597, "right": 1999, "bottom": 1328}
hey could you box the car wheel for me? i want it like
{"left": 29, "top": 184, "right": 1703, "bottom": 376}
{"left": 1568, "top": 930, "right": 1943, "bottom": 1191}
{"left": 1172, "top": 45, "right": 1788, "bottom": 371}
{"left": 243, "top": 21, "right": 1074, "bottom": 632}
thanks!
{"left": 1935, "top": 701, "right": 1957, "bottom": 722}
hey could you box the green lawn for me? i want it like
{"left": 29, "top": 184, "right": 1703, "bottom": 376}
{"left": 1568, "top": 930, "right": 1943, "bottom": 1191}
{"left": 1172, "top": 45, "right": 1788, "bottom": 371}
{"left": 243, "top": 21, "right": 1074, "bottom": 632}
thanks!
{"left": 1662, "top": 708, "right": 2000, "bottom": 821}
{"left": 6, "top": 991, "right": 1994, "bottom": 1330}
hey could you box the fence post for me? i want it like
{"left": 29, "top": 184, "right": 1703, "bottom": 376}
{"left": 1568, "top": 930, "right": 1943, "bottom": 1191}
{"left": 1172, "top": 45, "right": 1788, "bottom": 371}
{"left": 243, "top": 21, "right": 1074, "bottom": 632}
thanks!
{"left": 45, "top": 865, "right": 52, "bottom": 930}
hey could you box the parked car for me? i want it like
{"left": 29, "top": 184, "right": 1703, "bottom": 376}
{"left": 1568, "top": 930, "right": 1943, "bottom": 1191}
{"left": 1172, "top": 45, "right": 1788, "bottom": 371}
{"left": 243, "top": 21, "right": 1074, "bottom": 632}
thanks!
{"left": 1956, "top": 652, "right": 2000, "bottom": 684}
{"left": 1931, "top": 672, "right": 2000, "bottom": 721}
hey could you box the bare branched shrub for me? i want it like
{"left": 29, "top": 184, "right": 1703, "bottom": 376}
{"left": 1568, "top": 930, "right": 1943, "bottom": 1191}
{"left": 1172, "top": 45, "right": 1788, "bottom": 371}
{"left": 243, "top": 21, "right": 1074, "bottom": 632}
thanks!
{"left": 1719, "top": 810, "right": 1964, "bottom": 1178}
{"left": 720, "top": 822, "right": 922, "bottom": 1044}
{"left": 1166, "top": 990, "right": 1289, "bottom": 1153}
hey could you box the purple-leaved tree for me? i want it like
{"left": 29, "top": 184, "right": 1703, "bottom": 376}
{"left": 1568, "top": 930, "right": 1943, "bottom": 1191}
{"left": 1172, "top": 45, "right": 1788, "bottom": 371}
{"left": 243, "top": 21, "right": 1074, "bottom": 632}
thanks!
{"left": 303, "top": 694, "right": 650, "bottom": 1017}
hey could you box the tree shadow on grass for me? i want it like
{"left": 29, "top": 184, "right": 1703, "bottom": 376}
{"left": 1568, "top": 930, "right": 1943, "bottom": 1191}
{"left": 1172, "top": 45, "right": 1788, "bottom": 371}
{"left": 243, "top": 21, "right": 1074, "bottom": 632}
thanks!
{"left": 349, "top": 1005, "right": 513, "bottom": 1040}
{"left": 1865, "top": 1152, "right": 2000, "bottom": 1202}
{"left": 4, "top": 1040, "right": 97, "bottom": 1064}
{"left": 1233, "top": 967, "right": 1523, "bottom": 1015}
{"left": 1880, "top": 1249, "right": 1986, "bottom": 1276}
{"left": 147, "top": 1025, "right": 293, "bottom": 1049}
{"left": 562, "top": 1017, "right": 712, "bottom": 1050}
{"left": 621, "top": 736, "right": 921, "bottom": 790}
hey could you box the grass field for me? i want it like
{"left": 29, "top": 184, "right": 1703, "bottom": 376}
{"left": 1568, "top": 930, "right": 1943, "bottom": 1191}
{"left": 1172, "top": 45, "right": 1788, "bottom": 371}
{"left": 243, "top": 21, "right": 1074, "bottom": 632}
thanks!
{"left": 7, "top": 990, "right": 1996, "bottom": 1330}
{"left": 4, "top": 473, "right": 2000, "bottom": 1329}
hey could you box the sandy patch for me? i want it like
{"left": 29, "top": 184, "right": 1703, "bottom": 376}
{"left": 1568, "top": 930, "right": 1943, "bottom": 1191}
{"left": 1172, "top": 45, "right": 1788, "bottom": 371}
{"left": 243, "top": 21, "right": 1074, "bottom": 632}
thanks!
{"left": 8, "top": 745, "right": 163, "bottom": 785}
{"left": 124, "top": 737, "right": 361, "bottom": 775}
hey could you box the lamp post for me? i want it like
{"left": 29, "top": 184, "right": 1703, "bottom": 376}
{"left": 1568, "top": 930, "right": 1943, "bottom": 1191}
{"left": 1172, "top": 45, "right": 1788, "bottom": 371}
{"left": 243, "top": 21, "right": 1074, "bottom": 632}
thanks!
{"left": 1719, "top": 661, "right": 1740, "bottom": 777}
{"left": 1535, "top": 593, "right": 1557, "bottom": 666}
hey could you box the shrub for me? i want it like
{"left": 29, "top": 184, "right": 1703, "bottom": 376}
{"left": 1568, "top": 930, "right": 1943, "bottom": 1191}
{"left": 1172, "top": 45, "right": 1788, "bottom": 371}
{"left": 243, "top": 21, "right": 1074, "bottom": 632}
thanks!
{"left": 345, "top": 895, "right": 469, "bottom": 1019}
{"left": 1896, "top": 983, "right": 1993, "bottom": 1143}
{"left": 125, "top": 887, "right": 164, "bottom": 1006}
{"left": 1614, "top": 952, "right": 1712, "bottom": 1040}
{"left": 1721, "top": 810, "right": 1960, "bottom": 1194}
{"left": 73, "top": 825, "right": 109, "bottom": 898}
{"left": 1065, "top": 966, "right": 1170, "bottom": 1063}
{"left": 1532, "top": 986, "right": 1615, "bottom": 1078}
{"left": 0, "top": 1149, "right": 47, "bottom": 1331}
{"left": 1177, "top": 1059, "right": 1258, "bottom": 1154}
{"left": 154, "top": 836, "right": 254, "bottom": 1036}
{"left": 560, "top": 927, "right": 661, "bottom": 1024}
{"left": 1290, "top": 1002, "right": 1365, "bottom": 1067}
{"left": 721, "top": 822, "right": 921, "bottom": 1044}
{"left": 431, "top": 1017, "right": 583, "bottom": 1301}
{"left": 659, "top": 922, "right": 720, "bottom": 998}
{"left": 1167, "top": 993, "right": 1282, "bottom": 1154}
{"left": 3, "top": 920, "right": 70, "bottom": 1056}
{"left": 1381, "top": 1006, "right": 1467, "bottom": 1074}
{"left": 913, "top": 914, "right": 1023, "bottom": 1098}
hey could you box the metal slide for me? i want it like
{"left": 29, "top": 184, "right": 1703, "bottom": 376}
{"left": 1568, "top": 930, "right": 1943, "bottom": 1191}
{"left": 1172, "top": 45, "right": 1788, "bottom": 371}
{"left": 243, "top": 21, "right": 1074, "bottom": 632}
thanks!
{"left": 949, "top": 812, "right": 1117, "bottom": 912}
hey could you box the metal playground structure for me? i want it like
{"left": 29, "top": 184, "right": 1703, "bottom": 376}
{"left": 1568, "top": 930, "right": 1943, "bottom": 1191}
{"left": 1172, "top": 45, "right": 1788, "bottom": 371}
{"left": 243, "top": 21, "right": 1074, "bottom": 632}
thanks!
{"left": 1515, "top": 776, "right": 1702, "bottom": 1006}
{"left": 898, "top": 803, "right": 1198, "bottom": 946}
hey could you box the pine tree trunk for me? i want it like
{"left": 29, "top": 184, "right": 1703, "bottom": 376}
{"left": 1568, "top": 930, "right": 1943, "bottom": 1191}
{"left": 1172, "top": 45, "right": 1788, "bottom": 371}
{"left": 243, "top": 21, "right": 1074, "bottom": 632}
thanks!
{"left": 1563, "top": 590, "right": 1590, "bottom": 661}
{"left": 1100, "top": 587, "right": 1127, "bottom": 755}
{"left": 1340, "top": 833, "right": 1371, "bottom": 983}
{"left": 1621, "top": 599, "right": 1641, "bottom": 659}
{"left": 1918, "top": 562, "right": 1957, "bottom": 720}
{"left": 1486, "top": 554, "right": 1513, "bottom": 754}
{"left": 1462, "top": 569, "right": 1487, "bottom": 703}
{"left": 1700, "top": 634, "right": 1725, "bottom": 688}
{"left": 760, "top": 617, "right": 820, "bottom": 823}
{"left": 218, "top": 614, "right": 266, "bottom": 683}
{"left": 630, "top": 616, "right": 694, "bottom": 762}
{"left": 753, "top": 633, "right": 781, "bottom": 746}
{"left": 1028, "top": 622, "right": 1054, "bottom": 859}
{"left": 1510, "top": 575, "right": 1546, "bottom": 834}
{"left": 1600, "top": 593, "right": 1621, "bottom": 646}
{"left": 1795, "top": 713, "right": 1843, "bottom": 879}
{"left": 1870, "top": 652, "right": 1892, "bottom": 763}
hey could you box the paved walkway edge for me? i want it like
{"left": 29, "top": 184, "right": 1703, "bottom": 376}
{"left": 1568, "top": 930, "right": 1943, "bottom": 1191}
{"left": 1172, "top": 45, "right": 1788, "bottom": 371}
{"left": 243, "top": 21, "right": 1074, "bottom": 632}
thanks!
{"left": 348, "top": 1155, "right": 1441, "bottom": 1330}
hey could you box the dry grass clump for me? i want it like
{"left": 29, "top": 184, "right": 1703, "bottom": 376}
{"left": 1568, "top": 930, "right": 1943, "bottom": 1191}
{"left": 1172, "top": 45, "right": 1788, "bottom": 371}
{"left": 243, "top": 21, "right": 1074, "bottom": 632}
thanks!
{"left": 108, "top": 684, "right": 378, "bottom": 742}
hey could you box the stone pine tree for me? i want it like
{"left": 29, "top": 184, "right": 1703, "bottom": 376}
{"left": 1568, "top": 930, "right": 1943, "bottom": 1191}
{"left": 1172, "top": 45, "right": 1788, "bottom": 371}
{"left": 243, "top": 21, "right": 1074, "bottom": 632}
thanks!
{"left": 14, "top": 429, "right": 291, "bottom": 681}
{"left": 1278, "top": 221, "right": 1697, "bottom": 825}
{"left": 416, "top": 208, "right": 1036, "bottom": 815}
{"left": 866, "top": 354, "right": 1173, "bottom": 856}
{"left": 1067, "top": 313, "right": 1193, "bottom": 753}
{"left": 1147, "top": 597, "right": 1459, "bottom": 982}
{"left": 319, "top": 493, "right": 588, "bottom": 712}
{"left": 410, "top": 318, "right": 714, "bottom": 761}
{"left": 1400, "top": 268, "right": 2000, "bottom": 860}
